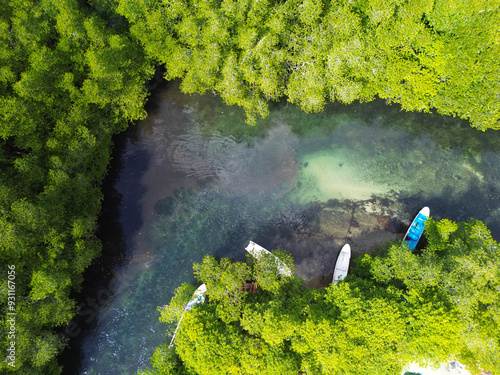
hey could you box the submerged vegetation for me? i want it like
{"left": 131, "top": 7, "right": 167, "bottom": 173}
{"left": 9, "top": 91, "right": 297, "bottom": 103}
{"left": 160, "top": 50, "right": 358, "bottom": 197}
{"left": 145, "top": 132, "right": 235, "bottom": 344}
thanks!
{"left": 0, "top": 0, "right": 499, "bottom": 374}
{"left": 142, "top": 218, "right": 500, "bottom": 375}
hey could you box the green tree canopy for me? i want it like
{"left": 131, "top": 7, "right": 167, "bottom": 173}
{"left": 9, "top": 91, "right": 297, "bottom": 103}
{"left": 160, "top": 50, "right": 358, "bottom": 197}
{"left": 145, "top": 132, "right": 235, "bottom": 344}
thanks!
{"left": 368, "top": 218, "right": 500, "bottom": 374}
{"left": 117, "top": 0, "right": 500, "bottom": 129}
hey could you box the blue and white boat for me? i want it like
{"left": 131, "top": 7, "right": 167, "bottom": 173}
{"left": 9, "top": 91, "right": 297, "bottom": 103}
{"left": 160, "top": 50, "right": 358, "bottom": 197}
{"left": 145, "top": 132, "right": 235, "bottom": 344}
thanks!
{"left": 402, "top": 206, "right": 430, "bottom": 251}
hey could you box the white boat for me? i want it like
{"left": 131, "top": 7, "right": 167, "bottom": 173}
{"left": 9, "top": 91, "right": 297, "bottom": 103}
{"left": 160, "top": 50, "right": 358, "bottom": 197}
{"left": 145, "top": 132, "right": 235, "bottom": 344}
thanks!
{"left": 168, "top": 283, "right": 206, "bottom": 347}
{"left": 333, "top": 244, "right": 351, "bottom": 285}
{"left": 245, "top": 241, "right": 292, "bottom": 277}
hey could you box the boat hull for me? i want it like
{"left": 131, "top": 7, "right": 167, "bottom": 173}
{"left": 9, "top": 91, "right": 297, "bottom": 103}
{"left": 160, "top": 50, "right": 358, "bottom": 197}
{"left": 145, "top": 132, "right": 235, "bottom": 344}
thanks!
{"left": 169, "top": 283, "right": 207, "bottom": 347}
{"left": 402, "top": 206, "right": 430, "bottom": 251}
{"left": 333, "top": 244, "right": 351, "bottom": 285}
{"left": 245, "top": 241, "right": 292, "bottom": 276}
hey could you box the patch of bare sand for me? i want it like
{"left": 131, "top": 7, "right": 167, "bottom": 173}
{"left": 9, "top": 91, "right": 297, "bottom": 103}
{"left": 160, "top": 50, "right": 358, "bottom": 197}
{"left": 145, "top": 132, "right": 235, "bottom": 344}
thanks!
{"left": 294, "top": 152, "right": 392, "bottom": 202}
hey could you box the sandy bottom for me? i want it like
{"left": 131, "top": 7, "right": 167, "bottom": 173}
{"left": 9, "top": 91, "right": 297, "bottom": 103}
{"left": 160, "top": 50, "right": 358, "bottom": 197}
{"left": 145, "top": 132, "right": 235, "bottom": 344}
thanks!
{"left": 292, "top": 150, "right": 393, "bottom": 202}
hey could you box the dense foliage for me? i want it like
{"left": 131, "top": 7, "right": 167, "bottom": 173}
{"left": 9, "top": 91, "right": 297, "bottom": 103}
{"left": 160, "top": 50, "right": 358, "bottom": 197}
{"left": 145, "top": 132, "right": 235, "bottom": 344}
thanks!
{"left": 143, "top": 218, "right": 500, "bottom": 375}
{"left": 1, "top": 0, "right": 499, "bottom": 373}
{"left": 116, "top": 0, "right": 500, "bottom": 129}
{"left": 0, "top": 0, "right": 154, "bottom": 373}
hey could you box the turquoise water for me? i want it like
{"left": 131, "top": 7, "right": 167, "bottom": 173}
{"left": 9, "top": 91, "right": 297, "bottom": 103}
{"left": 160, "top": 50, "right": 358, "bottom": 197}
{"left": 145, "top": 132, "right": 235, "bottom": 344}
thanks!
{"left": 68, "top": 81, "right": 500, "bottom": 374}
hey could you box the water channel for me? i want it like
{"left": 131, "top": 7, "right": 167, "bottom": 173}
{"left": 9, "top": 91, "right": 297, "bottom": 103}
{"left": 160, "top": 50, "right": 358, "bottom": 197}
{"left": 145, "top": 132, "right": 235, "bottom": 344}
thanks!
{"left": 60, "top": 80, "right": 500, "bottom": 375}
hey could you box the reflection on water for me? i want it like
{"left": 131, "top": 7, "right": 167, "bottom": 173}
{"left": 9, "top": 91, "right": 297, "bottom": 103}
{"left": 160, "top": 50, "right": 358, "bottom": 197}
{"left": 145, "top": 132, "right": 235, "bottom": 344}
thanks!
{"left": 168, "top": 122, "right": 298, "bottom": 193}
{"left": 75, "top": 81, "right": 500, "bottom": 374}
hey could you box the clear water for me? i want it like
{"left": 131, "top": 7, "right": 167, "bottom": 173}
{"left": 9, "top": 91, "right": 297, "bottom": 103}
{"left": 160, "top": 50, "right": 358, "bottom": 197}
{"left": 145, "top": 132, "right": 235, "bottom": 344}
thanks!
{"left": 72, "top": 81, "right": 500, "bottom": 375}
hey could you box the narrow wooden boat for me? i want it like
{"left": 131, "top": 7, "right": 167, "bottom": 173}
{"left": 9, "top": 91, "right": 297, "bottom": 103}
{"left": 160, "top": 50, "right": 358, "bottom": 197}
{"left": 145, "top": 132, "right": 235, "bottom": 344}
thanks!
{"left": 402, "top": 206, "right": 430, "bottom": 251}
{"left": 245, "top": 241, "right": 292, "bottom": 276}
{"left": 333, "top": 244, "right": 351, "bottom": 285}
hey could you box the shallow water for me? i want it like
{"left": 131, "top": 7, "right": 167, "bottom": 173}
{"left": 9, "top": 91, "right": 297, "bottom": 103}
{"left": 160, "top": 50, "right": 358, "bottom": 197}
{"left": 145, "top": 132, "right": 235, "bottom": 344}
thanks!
{"left": 63, "top": 80, "right": 500, "bottom": 375}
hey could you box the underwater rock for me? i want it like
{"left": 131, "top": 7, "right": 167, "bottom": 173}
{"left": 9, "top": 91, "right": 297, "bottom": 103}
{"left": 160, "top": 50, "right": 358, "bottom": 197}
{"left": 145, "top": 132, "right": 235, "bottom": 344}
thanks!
{"left": 274, "top": 197, "right": 405, "bottom": 288}
{"left": 376, "top": 216, "right": 403, "bottom": 233}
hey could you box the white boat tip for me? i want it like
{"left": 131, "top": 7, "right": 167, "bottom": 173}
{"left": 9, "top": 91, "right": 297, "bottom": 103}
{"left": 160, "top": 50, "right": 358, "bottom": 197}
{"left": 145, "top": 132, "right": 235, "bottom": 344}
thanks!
{"left": 245, "top": 240, "right": 292, "bottom": 277}
{"left": 421, "top": 206, "right": 430, "bottom": 216}
{"left": 245, "top": 240, "right": 256, "bottom": 251}
{"left": 196, "top": 284, "right": 207, "bottom": 295}
{"left": 342, "top": 243, "right": 351, "bottom": 253}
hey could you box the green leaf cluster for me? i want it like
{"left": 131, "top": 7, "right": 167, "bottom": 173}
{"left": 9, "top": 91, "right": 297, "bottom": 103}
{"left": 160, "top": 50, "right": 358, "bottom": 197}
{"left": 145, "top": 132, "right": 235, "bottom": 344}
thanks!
{"left": 369, "top": 218, "right": 500, "bottom": 374}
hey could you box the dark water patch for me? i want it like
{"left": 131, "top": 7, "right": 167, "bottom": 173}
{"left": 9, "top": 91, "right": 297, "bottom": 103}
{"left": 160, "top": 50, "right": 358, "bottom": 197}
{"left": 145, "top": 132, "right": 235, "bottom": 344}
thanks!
{"left": 422, "top": 180, "right": 500, "bottom": 237}
{"left": 114, "top": 138, "right": 148, "bottom": 249}
{"left": 153, "top": 187, "right": 195, "bottom": 216}
{"left": 59, "top": 128, "right": 140, "bottom": 374}
{"left": 376, "top": 216, "right": 405, "bottom": 233}
{"left": 271, "top": 97, "right": 500, "bottom": 158}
